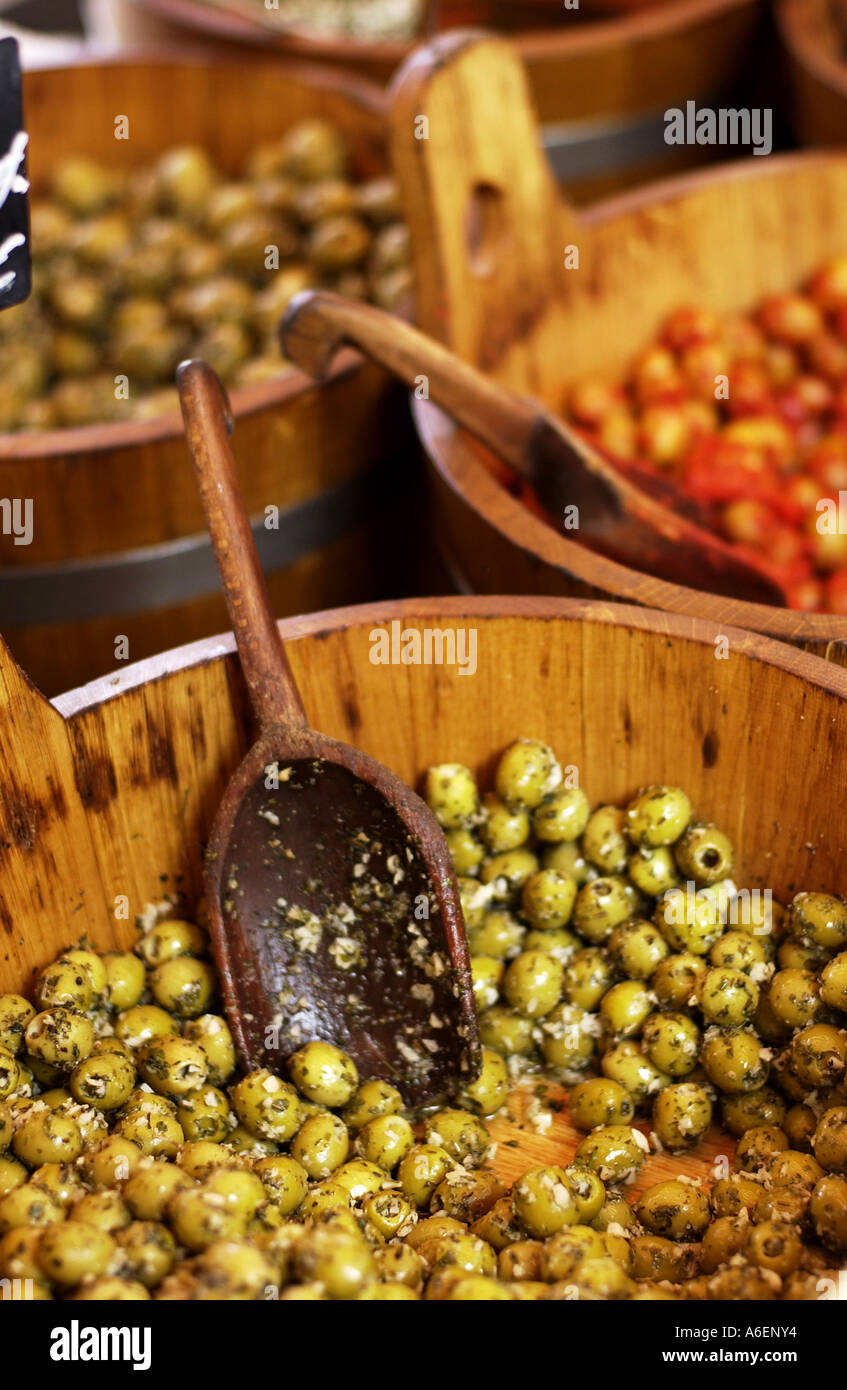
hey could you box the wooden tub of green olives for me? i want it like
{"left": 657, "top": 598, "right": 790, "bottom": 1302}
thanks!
{"left": 2, "top": 594, "right": 847, "bottom": 1299}
{"left": 390, "top": 35, "right": 847, "bottom": 665}
{"left": 0, "top": 55, "right": 417, "bottom": 696}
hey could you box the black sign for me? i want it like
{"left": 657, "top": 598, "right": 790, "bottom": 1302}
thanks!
{"left": 0, "top": 37, "right": 30, "bottom": 311}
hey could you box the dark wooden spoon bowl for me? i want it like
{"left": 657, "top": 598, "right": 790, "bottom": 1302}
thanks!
{"left": 281, "top": 290, "right": 785, "bottom": 608}
{"left": 177, "top": 359, "right": 479, "bottom": 1104}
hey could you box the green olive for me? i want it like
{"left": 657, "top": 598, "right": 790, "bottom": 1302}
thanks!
{"left": 503, "top": 950, "right": 564, "bottom": 1018}
{"left": 568, "top": 1077, "right": 635, "bottom": 1131}
{"left": 288, "top": 1042, "right": 358, "bottom": 1107}
{"left": 25, "top": 1008, "right": 94, "bottom": 1069}
{"left": 532, "top": 788, "right": 590, "bottom": 843}
{"left": 460, "top": 1048, "right": 508, "bottom": 1117}
{"left": 232, "top": 1070, "right": 301, "bottom": 1142}
{"left": 575, "top": 1125, "right": 648, "bottom": 1182}
{"left": 674, "top": 822, "right": 734, "bottom": 884}
{"left": 290, "top": 1112, "right": 350, "bottom": 1177}
{"left": 627, "top": 847, "right": 681, "bottom": 897}
{"left": 397, "top": 1144, "right": 452, "bottom": 1209}
{"left": 0, "top": 996, "right": 35, "bottom": 1055}
{"left": 495, "top": 740, "right": 562, "bottom": 811}
{"left": 636, "top": 1179, "right": 711, "bottom": 1240}
{"left": 511, "top": 1166, "right": 581, "bottom": 1237}
{"left": 564, "top": 947, "right": 614, "bottom": 1010}
{"left": 538, "top": 1002, "right": 596, "bottom": 1073}
{"left": 573, "top": 877, "right": 632, "bottom": 944}
{"left": 424, "top": 764, "right": 479, "bottom": 829}
{"left": 601, "top": 1040, "right": 671, "bottom": 1106}
{"left": 521, "top": 870, "right": 577, "bottom": 930}
{"left": 599, "top": 980, "right": 653, "bottom": 1039}
{"left": 581, "top": 806, "right": 628, "bottom": 874}
{"left": 607, "top": 918, "right": 670, "bottom": 980}
{"left": 651, "top": 1081, "right": 713, "bottom": 1150}
{"left": 789, "top": 892, "right": 847, "bottom": 951}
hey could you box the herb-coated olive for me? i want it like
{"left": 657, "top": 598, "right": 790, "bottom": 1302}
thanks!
{"left": 39, "top": 1221, "right": 116, "bottom": 1290}
{"left": 424, "top": 764, "right": 479, "bottom": 829}
{"left": 651, "top": 1082, "right": 713, "bottom": 1150}
{"left": 138, "top": 1036, "right": 208, "bottom": 1098}
{"left": 183, "top": 1014, "right": 236, "bottom": 1086}
{"left": 568, "top": 1078, "right": 635, "bottom": 1131}
{"left": 564, "top": 947, "right": 614, "bottom": 1010}
{"left": 287, "top": 1042, "right": 358, "bottom": 1108}
{"left": 149, "top": 958, "right": 216, "bottom": 1018}
{"left": 734, "top": 1123, "right": 789, "bottom": 1170}
{"left": 721, "top": 1086, "right": 787, "bottom": 1136}
{"left": 424, "top": 1109, "right": 489, "bottom": 1166}
{"left": 608, "top": 919, "right": 670, "bottom": 980}
{"left": 114, "top": 1005, "right": 175, "bottom": 1049}
{"left": 532, "top": 787, "right": 590, "bottom": 843}
{"left": 698, "top": 966, "right": 759, "bottom": 1026}
{"left": 0, "top": 996, "right": 35, "bottom": 1054}
{"left": 575, "top": 1125, "right": 648, "bottom": 1183}
{"left": 601, "top": 1040, "right": 670, "bottom": 1106}
{"left": 25, "top": 1009, "right": 94, "bottom": 1070}
{"left": 177, "top": 1086, "right": 233, "bottom": 1142}
{"left": 521, "top": 869, "right": 577, "bottom": 930}
{"left": 625, "top": 786, "right": 691, "bottom": 849}
{"left": 479, "top": 1006, "right": 535, "bottom": 1058}
{"left": 511, "top": 1166, "right": 581, "bottom": 1237}
{"left": 103, "top": 954, "right": 146, "bottom": 1010}
{"left": 342, "top": 1080, "right": 403, "bottom": 1131}
{"left": 673, "top": 822, "right": 734, "bottom": 885}
{"left": 538, "top": 1002, "right": 596, "bottom": 1072}
{"left": 581, "top": 806, "right": 628, "bottom": 874}
{"left": 789, "top": 892, "right": 847, "bottom": 951}
{"left": 600, "top": 980, "right": 653, "bottom": 1038}
{"left": 503, "top": 951, "right": 564, "bottom": 1018}
{"left": 232, "top": 1070, "right": 301, "bottom": 1142}
{"left": 480, "top": 849, "right": 540, "bottom": 900}
{"left": 460, "top": 1047, "right": 508, "bottom": 1116}
{"left": 445, "top": 827, "right": 486, "bottom": 876}
{"left": 820, "top": 951, "right": 847, "bottom": 1012}
{"left": 480, "top": 793, "right": 530, "bottom": 853}
{"left": 573, "top": 878, "right": 632, "bottom": 943}
{"left": 812, "top": 1107, "right": 847, "bottom": 1173}
{"left": 810, "top": 1174, "right": 847, "bottom": 1252}
{"left": 636, "top": 1179, "right": 711, "bottom": 1240}
{"left": 471, "top": 955, "right": 503, "bottom": 1011}
{"left": 701, "top": 1029, "right": 770, "bottom": 1094}
{"left": 467, "top": 909, "right": 525, "bottom": 960}
{"left": 13, "top": 1109, "right": 83, "bottom": 1166}
{"left": 70, "top": 1051, "right": 135, "bottom": 1111}
{"left": 627, "top": 847, "right": 681, "bottom": 898}
{"left": 788, "top": 1024, "right": 847, "bottom": 1089}
{"left": 137, "top": 919, "right": 206, "bottom": 967}
{"left": 495, "top": 740, "right": 562, "bottom": 811}
{"left": 652, "top": 952, "right": 708, "bottom": 1010}
{"left": 642, "top": 1011, "right": 701, "bottom": 1077}
{"left": 36, "top": 961, "right": 92, "bottom": 1013}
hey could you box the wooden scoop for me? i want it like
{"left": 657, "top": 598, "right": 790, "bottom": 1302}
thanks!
{"left": 176, "top": 359, "right": 480, "bottom": 1104}
{"left": 281, "top": 290, "right": 786, "bottom": 608}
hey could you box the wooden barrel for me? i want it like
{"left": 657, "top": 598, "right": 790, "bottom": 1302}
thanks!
{"left": 388, "top": 34, "right": 847, "bottom": 662}
{"left": 3, "top": 597, "right": 847, "bottom": 1187}
{"left": 115, "top": 0, "right": 766, "bottom": 199}
{"left": 0, "top": 56, "right": 416, "bottom": 696}
{"left": 776, "top": 0, "right": 847, "bottom": 145}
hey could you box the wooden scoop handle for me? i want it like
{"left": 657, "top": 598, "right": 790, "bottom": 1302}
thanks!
{"left": 387, "top": 30, "right": 583, "bottom": 377}
{"left": 282, "top": 289, "right": 538, "bottom": 478}
{"left": 177, "top": 359, "right": 307, "bottom": 733}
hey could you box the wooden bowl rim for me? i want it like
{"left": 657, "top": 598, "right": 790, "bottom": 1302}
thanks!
{"left": 776, "top": 0, "right": 847, "bottom": 100}
{"left": 412, "top": 148, "right": 847, "bottom": 645}
{"left": 0, "top": 50, "right": 388, "bottom": 464}
{"left": 132, "top": 0, "right": 760, "bottom": 64}
{"left": 52, "top": 592, "right": 847, "bottom": 720}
